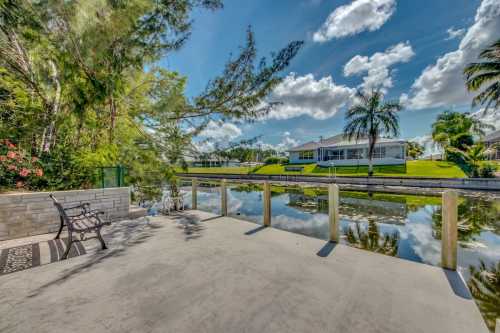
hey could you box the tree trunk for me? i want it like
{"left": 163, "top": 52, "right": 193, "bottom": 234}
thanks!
{"left": 41, "top": 60, "right": 61, "bottom": 153}
{"left": 368, "top": 136, "right": 375, "bottom": 177}
{"left": 109, "top": 96, "right": 116, "bottom": 144}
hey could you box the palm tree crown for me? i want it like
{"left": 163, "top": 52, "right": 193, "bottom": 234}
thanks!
{"left": 464, "top": 39, "right": 500, "bottom": 111}
{"left": 343, "top": 90, "right": 402, "bottom": 176}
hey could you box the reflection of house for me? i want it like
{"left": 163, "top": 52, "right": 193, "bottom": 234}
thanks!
{"left": 288, "top": 193, "right": 407, "bottom": 225}
{"left": 484, "top": 130, "right": 500, "bottom": 160}
{"left": 287, "top": 134, "right": 406, "bottom": 166}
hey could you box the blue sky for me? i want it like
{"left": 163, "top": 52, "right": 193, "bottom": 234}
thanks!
{"left": 160, "top": 0, "right": 499, "bottom": 152}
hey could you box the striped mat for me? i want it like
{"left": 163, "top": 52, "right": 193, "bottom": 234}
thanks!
{"left": 0, "top": 238, "right": 87, "bottom": 275}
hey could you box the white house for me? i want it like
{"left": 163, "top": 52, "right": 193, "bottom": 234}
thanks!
{"left": 287, "top": 134, "right": 406, "bottom": 166}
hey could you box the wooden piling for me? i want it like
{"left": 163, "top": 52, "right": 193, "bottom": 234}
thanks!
{"left": 191, "top": 178, "right": 197, "bottom": 210}
{"left": 220, "top": 179, "right": 227, "bottom": 216}
{"left": 441, "top": 190, "right": 458, "bottom": 270}
{"left": 263, "top": 181, "right": 271, "bottom": 226}
{"left": 328, "top": 183, "right": 340, "bottom": 242}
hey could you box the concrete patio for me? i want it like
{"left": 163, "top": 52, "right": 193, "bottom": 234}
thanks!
{"left": 0, "top": 210, "right": 489, "bottom": 333}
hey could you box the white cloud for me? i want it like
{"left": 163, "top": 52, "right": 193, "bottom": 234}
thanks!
{"left": 265, "top": 73, "right": 355, "bottom": 120}
{"left": 199, "top": 120, "right": 242, "bottom": 140}
{"left": 194, "top": 120, "right": 242, "bottom": 153}
{"left": 313, "top": 0, "right": 396, "bottom": 42}
{"left": 258, "top": 132, "right": 300, "bottom": 152}
{"left": 343, "top": 41, "right": 414, "bottom": 92}
{"left": 445, "top": 27, "right": 466, "bottom": 40}
{"left": 404, "top": 0, "right": 500, "bottom": 109}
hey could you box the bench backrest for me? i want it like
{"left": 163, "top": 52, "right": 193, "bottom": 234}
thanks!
{"left": 49, "top": 194, "right": 72, "bottom": 229}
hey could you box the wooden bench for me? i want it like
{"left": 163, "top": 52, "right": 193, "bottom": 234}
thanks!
{"left": 49, "top": 194, "right": 110, "bottom": 259}
{"left": 284, "top": 166, "right": 304, "bottom": 172}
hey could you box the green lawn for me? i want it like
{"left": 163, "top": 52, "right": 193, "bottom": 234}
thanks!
{"left": 181, "top": 160, "right": 467, "bottom": 178}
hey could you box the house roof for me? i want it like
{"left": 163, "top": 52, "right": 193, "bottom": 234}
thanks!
{"left": 288, "top": 135, "right": 405, "bottom": 152}
{"left": 287, "top": 141, "right": 320, "bottom": 152}
{"left": 484, "top": 130, "right": 500, "bottom": 142}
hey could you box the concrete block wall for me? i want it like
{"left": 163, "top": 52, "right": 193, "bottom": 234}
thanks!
{"left": 0, "top": 187, "right": 130, "bottom": 241}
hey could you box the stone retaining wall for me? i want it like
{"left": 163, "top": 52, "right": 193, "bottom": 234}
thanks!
{"left": 0, "top": 187, "right": 130, "bottom": 241}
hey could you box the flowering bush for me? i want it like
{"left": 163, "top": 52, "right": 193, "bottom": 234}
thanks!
{"left": 0, "top": 139, "right": 44, "bottom": 190}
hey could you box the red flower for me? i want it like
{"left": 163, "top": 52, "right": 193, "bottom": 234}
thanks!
{"left": 35, "top": 168, "right": 43, "bottom": 177}
{"left": 15, "top": 180, "right": 24, "bottom": 188}
{"left": 5, "top": 140, "right": 15, "bottom": 149}
{"left": 6, "top": 151, "right": 16, "bottom": 159}
{"left": 31, "top": 156, "right": 39, "bottom": 163}
{"left": 0, "top": 155, "right": 6, "bottom": 162}
{"left": 7, "top": 164, "right": 17, "bottom": 171}
{"left": 19, "top": 168, "right": 31, "bottom": 177}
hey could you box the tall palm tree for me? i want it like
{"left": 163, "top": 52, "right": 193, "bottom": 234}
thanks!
{"left": 464, "top": 39, "right": 500, "bottom": 111}
{"left": 343, "top": 90, "right": 402, "bottom": 176}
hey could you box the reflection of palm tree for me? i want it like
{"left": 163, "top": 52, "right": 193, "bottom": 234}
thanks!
{"left": 432, "top": 197, "right": 499, "bottom": 246}
{"left": 344, "top": 220, "right": 399, "bottom": 256}
{"left": 468, "top": 261, "right": 500, "bottom": 331}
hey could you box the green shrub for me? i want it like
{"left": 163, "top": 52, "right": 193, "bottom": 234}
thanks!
{"left": 479, "top": 163, "right": 497, "bottom": 178}
{"left": 264, "top": 156, "right": 288, "bottom": 165}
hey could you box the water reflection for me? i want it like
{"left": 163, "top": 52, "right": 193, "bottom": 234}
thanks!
{"left": 186, "top": 183, "right": 499, "bottom": 331}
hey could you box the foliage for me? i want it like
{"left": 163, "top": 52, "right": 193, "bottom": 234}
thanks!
{"left": 468, "top": 261, "right": 500, "bottom": 331}
{"left": 465, "top": 39, "right": 500, "bottom": 112}
{"left": 479, "top": 162, "right": 497, "bottom": 178}
{"left": 406, "top": 141, "right": 424, "bottom": 159}
{"left": 447, "top": 143, "right": 487, "bottom": 177}
{"left": 0, "top": 1, "right": 302, "bottom": 191}
{"left": 431, "top": 111, "right": 493, "bottom": 164}
{"left": 343, "top": 90, "right": 402, "bottom": 176}
{"left": 264, "top": 156, "right": 288, "bottom": 165}
{"left": 0, "top": 139, "right": 43, "bottom": 190}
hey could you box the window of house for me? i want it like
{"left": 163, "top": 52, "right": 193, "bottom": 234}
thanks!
{"left": 373, "top": 147, "right": 386, "bottom": 159}
{"left": 326, "top": 150, "right": 344, "bottom": 160}
{"left": 347, "top": 149, "right": 363, "bottom": 159}
{"left": 298, "top": 150, "right": 314, "bottom": 160}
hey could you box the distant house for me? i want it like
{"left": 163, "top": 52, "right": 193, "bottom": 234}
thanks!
{"left": 484, "top": 130, "right": 500, "bottom": 160}
{"left": 287, "top": 134, "right": 406, "bottom": 166}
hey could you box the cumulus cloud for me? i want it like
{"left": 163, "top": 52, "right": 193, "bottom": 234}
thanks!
{"left": 343, "top": 41, "right": 414, "bottom": 92}
{"left": 265, "top": 73, "right": 355, "bottom": 120}
{"left": 199, "top": 120, "right": 242, "bottom": 140}
{"left": 404, "top": 0, "right": 500, "bottom": 109}
{"left": 194, "top": 120, "right": 242, "bottom": 153}
{"left": 313, "top": 0, "right": 396, "bottom": 42}
{"left": 445, "top": 27, "right": 466, "bottom": 40}
{"left": 258, "top": 132, "right": 300, "bottom": 152}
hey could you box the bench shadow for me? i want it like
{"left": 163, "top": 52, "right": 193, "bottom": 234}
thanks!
{"left": 316, "top": 241, "right": 337, "bottom": 257}
{"left": 245, "top": 225, "right": 267, "bottom": 235}
{"left": 443, "top": 269, "right": 472, "bottom": 299}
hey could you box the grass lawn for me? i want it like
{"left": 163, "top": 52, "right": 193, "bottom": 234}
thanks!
{"left": 181, "top": 160, "right": 467, "bottom": 178}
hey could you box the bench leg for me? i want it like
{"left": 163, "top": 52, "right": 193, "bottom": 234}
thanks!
{"left": 96, "top": 228, "right": 108, "bottom": 250}
{"left": 54, "top": 216, "right": 64, "bottom": 240}
{"left": 61, "top": 231, "right": 73, "bottom": 260}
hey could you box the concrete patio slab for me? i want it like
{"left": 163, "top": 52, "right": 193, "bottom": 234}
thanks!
{"left": 0, "top": 210, "right": 488, "bottom": 333}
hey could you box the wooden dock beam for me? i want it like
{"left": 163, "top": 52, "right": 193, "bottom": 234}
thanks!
{"left": 328, "top": 183, "right": 340, "bottom": 243}
{"left": 441, "top": 190, "right": 458, "bottom": 270}
{"left": 221, "top": 179, "right": 227, "bottom": 216}
{"left": 191, "top": 178, "right": 197, "bottom": 210}
{"left": 263, "top": 181, "right": 271, "bottom": 226}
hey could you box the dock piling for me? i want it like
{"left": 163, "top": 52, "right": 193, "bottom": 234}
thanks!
{"left": 263, "top": 181, "right": 271, "bottom": 226}
{"left": 221, "top": 179, "right": 227, "bottom": 216}
{"left": 441, "top": 190, "right": 458, "bottom": 270}
{"left": 328, "top": 183, "right": 340, "bottom": 243}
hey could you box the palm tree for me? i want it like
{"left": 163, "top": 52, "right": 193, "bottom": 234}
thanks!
{"left": 447, "top": 143, "right": 487, "bottom": 177}
{"left": 343, "top": 90, "right": 402, "bottom": 176}
{"left": 464, "top": 39, "right": 500, "bottom": 112}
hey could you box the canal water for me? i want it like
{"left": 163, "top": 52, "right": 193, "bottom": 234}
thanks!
{"left": 178, "top": 182, "right": 499, "bottom": 331}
